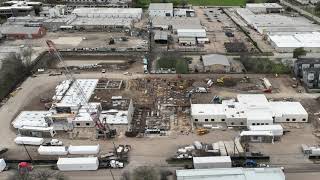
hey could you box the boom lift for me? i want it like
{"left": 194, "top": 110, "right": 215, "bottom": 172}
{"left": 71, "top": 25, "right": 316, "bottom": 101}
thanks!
{"left": 46, "top": 40, "right": 116, "bottom": 139}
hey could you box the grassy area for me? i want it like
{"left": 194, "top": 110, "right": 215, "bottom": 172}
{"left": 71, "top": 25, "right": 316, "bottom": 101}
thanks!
{"left": 156, "top": 55, "right": 190, "bottom": 74}
{"left": 237, "top": 57, "right": 291, "bottom": 74}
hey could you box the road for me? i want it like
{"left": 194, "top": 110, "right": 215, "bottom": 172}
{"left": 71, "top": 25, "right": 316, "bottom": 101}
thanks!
{"left": 280, "top": 0, "right": 320, "bottom": 23}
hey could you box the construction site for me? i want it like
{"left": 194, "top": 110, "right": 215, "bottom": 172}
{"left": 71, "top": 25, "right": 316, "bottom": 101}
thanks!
{"left": 2, "top": 1, "right": 320, "bottom": 180}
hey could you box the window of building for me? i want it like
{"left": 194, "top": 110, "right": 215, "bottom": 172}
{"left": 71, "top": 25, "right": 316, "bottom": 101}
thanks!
{"left": 211, "top": 119, "right": 215, "bottom": 121}
{"left": 195, "top": 119, "right": 198, "bottom": 122}
{"left": 86, "top": 123, "right": 90, "bottom": 126}
{"left": 261, "top": 123, "right": 264, "bottom": 125}
{"left": 240, "top": 122, "right": 244, "bottom": 125}
{"left": 286, "top": 118, "right": 290, "bottom": 121}
{"left": 257, "top": 123, "right": 260, "bottom": 125}
{"left": 292, "top": 119, "right": 296, "bottom": 121}
{"left": 76, "top": 123, "right": 80, "bottom": 126}
{"left": 302, "top": 119, "right": 306, "bottom": 121}
{"left": 231, "top": 122, "right": 234, "bottom": 125}
{"left": 252, "top": 123, "right": 255, "bottom": 125}
{"left": 266, "top": 123, "right": 269, "bottom": 125}
{"left": 221, "top": 119, "right": 225, "bottom": 122}
{"left": 205, "top": 119, "right": 208, "bottom": 122}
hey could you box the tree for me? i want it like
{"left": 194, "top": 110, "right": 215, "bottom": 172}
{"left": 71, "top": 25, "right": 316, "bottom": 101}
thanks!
{"left": 132, "top": 166, "right": 158, "bottom": 180}
{"left": 315, "top": 2, "right": 320, "bottom": 14}
{"left": 180, "top": 0, "right": 188, "bottom": 7}
{"left": 246, "top": 0, "right": 255, "bottom": 3}
{"left": 293, "top": 47, "right": 307, "bottom": 58}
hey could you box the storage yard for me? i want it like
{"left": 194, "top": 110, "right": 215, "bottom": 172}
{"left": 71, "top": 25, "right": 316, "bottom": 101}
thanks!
{"left": 1, "top": 1, "right": 320, "bottom": 180}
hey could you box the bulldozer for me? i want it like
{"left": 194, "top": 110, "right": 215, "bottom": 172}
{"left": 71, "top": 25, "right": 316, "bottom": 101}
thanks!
{"left": 196, "top": 128, "right": 209, "bottom": 136}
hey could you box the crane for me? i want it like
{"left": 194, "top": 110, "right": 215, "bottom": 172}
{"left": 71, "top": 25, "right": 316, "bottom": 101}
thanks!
{"left": 46, "top": 40, "right": 116, "bottom": 139}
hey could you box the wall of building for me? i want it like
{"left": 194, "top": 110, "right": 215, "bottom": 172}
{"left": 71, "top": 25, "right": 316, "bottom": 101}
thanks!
{"left": 149, "top": 10, "right": 172, "bottom": 17}
{"left": 192, "top": 114, "right": 227, "bottom": 123}
{"left": 73, "top": 120, "right": 95, "bottom": 128}
{"left": 204, "top": 64, "right": 230, "bottom": 73}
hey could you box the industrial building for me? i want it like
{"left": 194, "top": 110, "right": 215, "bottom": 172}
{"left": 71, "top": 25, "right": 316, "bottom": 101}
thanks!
{"left": 176, "top": 168, "right": 285, "bottom": 180}
{"left": 246, "top": 3, "right": 283, "bottom": 14}
{"left": 294, "top": 57, "right": 320, "bottom": 90}
{"left": 0, "top": 25, "right": 46, "bottom": 39}
{"left": 154, "top": 30, "right": 168, "bottom": 44}
{"left": 191, "top": 94, "right": 308, "bottom": 127}
{"left": 148, "top": 3, "right": 173, "bottom": 17}
{"left": 201, "top": 54, "right": 230, "bottom": 73}
{"left": 71, "top": 8, "right": 142, "bottom": 20}
{"left": 151, "top": 17, "right": 202, "bottom": 31}
{"left": 177, "top": 29, "right": 208, "bottom": 46}
{"left": 0, "top": 1, "right": 42, "bottom": 17}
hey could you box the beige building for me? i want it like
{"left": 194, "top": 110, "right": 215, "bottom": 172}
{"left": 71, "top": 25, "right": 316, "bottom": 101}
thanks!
{"left": 202, "top": 54, "right": 230, "bottom": 73}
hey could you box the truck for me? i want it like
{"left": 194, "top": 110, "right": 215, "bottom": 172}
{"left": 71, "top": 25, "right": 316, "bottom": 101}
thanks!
{"left": 57, "top": 157, "right": 99, "bottom": 171}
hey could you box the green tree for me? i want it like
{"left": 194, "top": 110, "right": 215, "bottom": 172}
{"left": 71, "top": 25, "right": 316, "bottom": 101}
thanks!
{"left": 246, "top": 0, "right": 255, "bottom": 3}
{"left": 181, "top": 0, "right": 188, "bottom": 7}
{"left": 293, "top": 47, "right": 307, "bottom": 58}
{"left": 175, "top": 59, "right": 189, "bottom": 74}
{"left": 315, "top": 2, "right": 320, "bottom": 14}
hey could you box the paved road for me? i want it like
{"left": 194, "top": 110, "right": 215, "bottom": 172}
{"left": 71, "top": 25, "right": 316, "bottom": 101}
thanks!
{"left": 280, "top": 0, "right": 320, "bottom": 23}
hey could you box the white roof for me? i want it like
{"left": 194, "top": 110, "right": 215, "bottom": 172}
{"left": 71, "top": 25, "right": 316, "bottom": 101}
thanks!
{"left": 237, "top": 94, "right": 269, "bottom": 106}
{"left": 269, "top": 101, "right": 308, "bottom": 116}
{"left": 193, "top": 156, "right": 231, "bottom": 164}
{"left": 149, "top": 3, "right": 173, "bottom": 10}
{"left": 12, "top": 111, "right": 51, "bottom": 129}
{"left": 191, "top": 104, "right": 225, "bottom": 116}
{"left": 60, "top": 79, "right": 98, "bottom": 105}
{"left": 246, "top": 3, "right": 282, "bottom": 9}
{"left": 246, "top": 107, "right": 274, "bottom": 122}
{"left": 240, "top": 130, "right": 274, "bottom": 136}
{"left": 19, "top": 126, "right": 53, "bottom": 131}
{"left": 38, "top": 146, "right": 68, "bottom": 155}
{"left": 176, "top": 168, "right": 285, "bottom": 180}
{"left": 57, "top": 157, "right": 98, "bottom": 165}
{"left": 72, "top": 8, "right": 142, "bottom": 16}
{"left": 177, "top": 29, "right": 206, "bottom": 38}
{"left": 269, "top": 32, "right": 320, "bottom": 48}
{"left": 68, "top": 145, "right": 100, "bottom": 155}
{"left": 249, "top": 125, "right": 283, "bottom": 131}
{"left": 202, "top": 54, "right": 230, "bottom": 67}
{"left": 73, "top": 102, "right": 100, "bottom": 122}
{"left": 14, "top": 136, "right": 44, "bottom": 145}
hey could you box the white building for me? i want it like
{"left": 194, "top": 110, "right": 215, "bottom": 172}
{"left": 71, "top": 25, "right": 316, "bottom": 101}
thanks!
{"left": 269, "top": 101, "right": 308, "bottom": 122}
{"left": 191, "top": 94, "right": 308, "bottom": 127}
{"left": 246, "top": 3, "right": 283, "bottom": 14}
{"left": 177, "top": 29, "right": 206, "bottom": 38}
{"left": 176, "top": 168, "right": 285, "bottom": 180}
{"left": 148, "top": 3, "right": 173, "bottom": 17}
{"left": 72, "top": 8, "right": 143, "bottom": 20}
{"left": 193, "top": 156, "right": 232, "bottom": 169}
{"left": 249, "top": 124, "right": 283, "bottom": 136}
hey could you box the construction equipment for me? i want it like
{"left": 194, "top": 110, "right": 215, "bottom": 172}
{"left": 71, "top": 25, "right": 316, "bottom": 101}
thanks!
{"left": 217, "top": 76, "right": 230, "bottom": 85}
{"left": 18, "top": 162, "right": 32, "bottom": 175}
{"left": 196, "top": 128, "right": 209, "bottom": 136}
{"left": 46, "top": 40, "right": 116, "bottom": 139}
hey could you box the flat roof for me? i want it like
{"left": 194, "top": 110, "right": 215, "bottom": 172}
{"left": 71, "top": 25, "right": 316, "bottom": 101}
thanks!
{"left": 240, "top": 130, "right": 274, "bottom": 136}
{"left": 249, "top": 124, "right": 283, "bottom": 131}
{"left": 149, "top": 3, "right": 173, "bottom": 10}
{"left": 72, "top": 8, "right": 142, "bottom": 15}
{"left": 0, "top": 25, "right": 41, "bottom": 35}
{"left": 176, "top": 168, "right": 285, "bottom": 180}
{"left": 191, "top": 104, "right": 226, "bottom": 116}
{"left": 193, "top": 156, "right": 231, "bottom": 164}
{"left": 57, "top": 157, "right": 98, "bottom": 165}
{"left": 152, "top": 16, "right": 202, "bottom": 30}
{"left": 246, "top": 107, "right": 274, "bottom": 121}
{"left": 269, "top": 101, "right": 308, "bottom": 116}
{"left": 202, "top": 54, "right": 230, "bottom": 67}
{"left": 100, "top": 110, "right": 129, "bottom": 124}
{"left": 71, "top": 17, "right": 132, "bottom": 27}
{"left": 60, "top": 79, "right": 98, "bottom": 105}
{"left": 12, "top": 111, "right": 51, "bottom": 129}
{"left": 269, "top": 32, "right": 320, "bottom": 48}
{"left": 246, "top": 3, "right": 283, "bottom": 9}
{"left": 237, "top": 94, "right": 269, "bottom": 106}
{"left": 154, "top": 30, "right": 168, "bottom": 40}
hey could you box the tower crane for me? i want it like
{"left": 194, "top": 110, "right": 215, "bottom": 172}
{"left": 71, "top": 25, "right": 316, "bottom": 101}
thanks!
{"left": 46, "top": 40, "right": 116, "bottom": 139}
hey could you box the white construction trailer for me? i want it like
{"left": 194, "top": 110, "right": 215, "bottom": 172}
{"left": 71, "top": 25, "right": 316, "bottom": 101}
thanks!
{"left": 14, "top": 136, "right": 44, "bottom": 146}
{"left": 68, "top": 145, "right": 100, "bottom": 155}
{"left": 57, "top": 157, "right": 99, "bottom": 171}
{"left": 38, "top": 146, "right": 68, "bottom": 155}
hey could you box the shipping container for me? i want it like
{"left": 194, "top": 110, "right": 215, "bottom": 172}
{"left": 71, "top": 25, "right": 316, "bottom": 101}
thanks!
{"left": 57, "top": 157, "right": 99, "bottom": 171}
{"left": 15, "top": 136, "right": 44, "bottom": 146}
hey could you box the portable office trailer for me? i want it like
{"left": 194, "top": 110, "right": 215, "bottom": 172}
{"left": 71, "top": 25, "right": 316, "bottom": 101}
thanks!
{"left": 38, "top": 146, "right": 68, "bottom": 155}
{"left": 18, "top": 126, "right": 56, "bottom": 138}
{"left": 240, "top": 131, "right": 274, "bottom": 143}
{"left": 249, "top": 125, "right": 283, "bottom": 136}
{"left": 193, "top": 156, "right": 232, "bottom": 169}
{"left": 14, "top": 136, "right": 44, "bottom": 145}
{"left": 57, "top": 157, "right": 99, "bottom": 171}
{"left": 68, "top": 145, "right": 100, "bottom": 155}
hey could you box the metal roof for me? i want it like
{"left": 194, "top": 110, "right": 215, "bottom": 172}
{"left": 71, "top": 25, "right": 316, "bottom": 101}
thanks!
{"left": 0, "top": 25, "right": 41, "bottom": 35}
{"left": 202, "top": 54, "right": 230, "bottom": 67}
{"left": 149, "top": 3, "right": 173, "bottom": 10}
{"left": 191, "top": 104, "right": 226, "bottom": 116}
{"left": 268, "top": 32, "right": 320, "bottom": 48}
{"left": 152, "top": 16, "right": 202, "bottom": 30}
{"left": 154, "top": 31, "right": 168, "bottom": 40}
{"left": 176, "top": 168, "right": 285, "bottom": 180}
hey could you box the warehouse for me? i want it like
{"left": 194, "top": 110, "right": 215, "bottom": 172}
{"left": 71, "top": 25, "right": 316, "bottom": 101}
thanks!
{"left": 177, "top": 29, "right": 206, "bottom": 38}
{"left": 0, "top": 25, "right": 46, "bottom": 39}
{"left": 151, "top": 17, "right": 202, "bottom": 31}
{"left": 70, "top": 17, "right": 133, "bottom": 30}
{"left": 148, "top": 3, "right": 173, "bottom": 17}
{"left": 154, "top": 31, "right": 168, "bottom": 44}
{"left": 246, "top": 3, "right": 283, "bottom": 14}
{"left": 71, "top": 8, "right": 142, "bottom": 20}
{"left": 201, "top": 54, "right": 230, "bottom": 73}
{"left": 176, "top": 168, "right": 285, "bottom": 180}
{"left": 268, "top": 32, "right": 320, "bottom": 53}
{"left": 191, "top": 94, "right": 308, "bottom": 127}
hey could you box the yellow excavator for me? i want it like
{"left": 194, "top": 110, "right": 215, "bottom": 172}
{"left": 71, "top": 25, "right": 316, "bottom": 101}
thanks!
{"left": 196, "top": 128, "right": 209, "bottom": 136}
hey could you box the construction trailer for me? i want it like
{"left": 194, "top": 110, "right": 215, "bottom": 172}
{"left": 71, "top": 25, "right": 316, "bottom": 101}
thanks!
{"left": 57, "top": 157, "right": 99, "bottom": 171}
{"left": 38, "top": 146, "right": 68, "bottom": 155}
{"left": 193, "top": 156, "right": 232, "bottom": 169}
{"left": 249, "top": 124, "right": 283, "bottom": 140}
{"left": 18, "top": 126, "right": 56, "bottom": 138}
{"left": 68, "top": 145, "right": 100, "bottom": 155}
{"left": 14, "top": 136, "right": 44, "bottom": 146}
{"left": 240, "top": 131, "right": 274, "bottom": 143}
